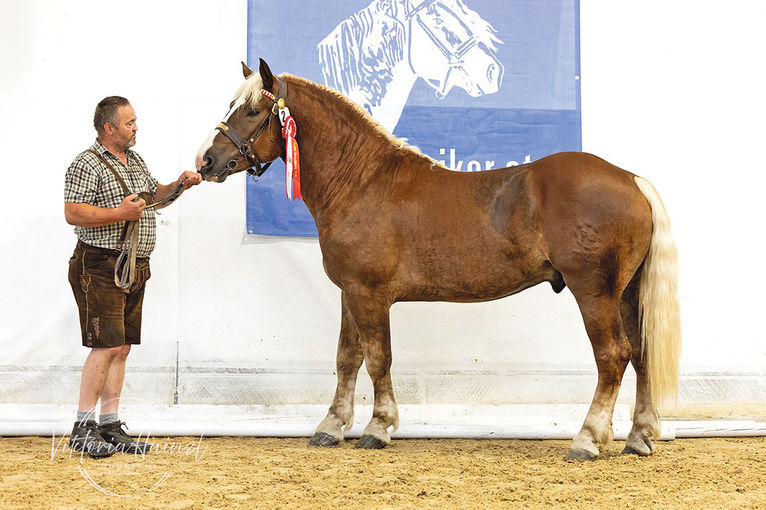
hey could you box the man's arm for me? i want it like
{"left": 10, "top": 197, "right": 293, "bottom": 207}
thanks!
{"left": 153, "top": 171, "right": 203, "bottom": 209}
{"left": 65, "top": 194, "right": 146, "bottom": 228}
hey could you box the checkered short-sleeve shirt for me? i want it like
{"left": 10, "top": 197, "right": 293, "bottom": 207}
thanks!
{"left": 65, "top": 140, "right": 160, "bottom": 258}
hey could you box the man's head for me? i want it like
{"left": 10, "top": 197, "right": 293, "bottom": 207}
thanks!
{"left": 94, "top": 96, "right": 137, "bottom": 151}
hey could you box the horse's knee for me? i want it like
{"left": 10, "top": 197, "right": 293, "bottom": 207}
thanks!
{"left": 361, "top": 344, "right": 392, "bottom": 381}
{"left": 365, "top": 363, "right": 391, "bottom": 383}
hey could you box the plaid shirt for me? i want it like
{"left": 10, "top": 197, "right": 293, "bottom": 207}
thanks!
{"left": 65, "top": 140, "right": 159, "bottom": 258}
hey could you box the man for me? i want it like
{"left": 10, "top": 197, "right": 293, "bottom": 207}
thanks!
{"left": 64, "top": 96, "right": 202, "bottom": 458}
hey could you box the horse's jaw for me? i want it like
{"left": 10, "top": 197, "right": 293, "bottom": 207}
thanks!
{"left": 201, "top": 173, "right": 226, "bottom": 183}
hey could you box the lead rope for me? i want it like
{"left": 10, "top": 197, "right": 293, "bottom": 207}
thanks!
{"left": 113, "top": 221, "right": 138, "bottom": 291}
{"left": 115, "top": 179, "right": 186, "bottom": 290}
{"left": 115, "top": 178, "right": 187, "bottom": 291}
{"left": 85, "top": 151, "right": 185, "bottom": 291}
{"left": 145, "top": 178, "right": 186, "bottom": 209}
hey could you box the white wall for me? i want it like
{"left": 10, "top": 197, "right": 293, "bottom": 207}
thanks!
{"left": 1, "top": 1, "right": 765, "bottom": 411}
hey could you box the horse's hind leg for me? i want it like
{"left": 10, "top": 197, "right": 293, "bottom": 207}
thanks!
{"left": 566, "top": 283, "right": 632, "bottom": 461}
{"left": 621, "top": 269, "right": 661, "bottom": 456}
{"left": 309, "top": 292, "right": 364, "bottom": 447}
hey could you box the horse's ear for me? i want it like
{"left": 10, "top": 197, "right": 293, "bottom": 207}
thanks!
{"left": 241, "top": 61, "right": 254, "bottom": 79}
{"left": 259, "top": 58, "right": 275, "bottom": 92}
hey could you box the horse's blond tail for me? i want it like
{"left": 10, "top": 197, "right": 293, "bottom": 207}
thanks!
{"left": 633, "top": 176, "right": 682, "bottom": 409}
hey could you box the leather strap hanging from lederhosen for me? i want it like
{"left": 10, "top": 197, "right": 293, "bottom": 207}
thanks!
{"left": 85, "top": 150, "right": 153, "bottom": 292}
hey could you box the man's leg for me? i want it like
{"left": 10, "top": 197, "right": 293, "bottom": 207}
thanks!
{"left": 96, "top": 343, "right": 151, "bottom": 454}
{"left": 97, "top": 265, "right": 152, "bottom": 455}
{"left": 98, "top": 345, "right": 131, "bottom": 415}
{"left": 68, "top": 242, "right": 126, "bottom": 457}
{"left": 78, "top": 346, "right": 126, "bottom": 415}
{"left": 70, "top": 347, "right": 125, "bottom": 458}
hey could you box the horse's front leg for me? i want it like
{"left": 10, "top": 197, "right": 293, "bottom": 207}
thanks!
{"left": 309, "top": 293, "right": 364, "bottom": 447}
{"left": 345, "top": 294, "right": 398, "bottom": 449}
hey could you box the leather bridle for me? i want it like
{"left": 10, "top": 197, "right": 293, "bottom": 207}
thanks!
{"left": 214, "top": 76, "right": 288, "bottom": 181}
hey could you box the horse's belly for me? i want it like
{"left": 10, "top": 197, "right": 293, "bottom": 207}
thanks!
{"left": 400, "top": 251, "right": 550, "bottom": 303}
{"left": 404, "top": 278, "right": 546, "bottom": 303}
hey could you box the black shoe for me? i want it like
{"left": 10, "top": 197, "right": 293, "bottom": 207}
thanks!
{"left": 98, "top": 421, "right": 152, "bottom": 455}
{"left": 69, "top": 420, "right": 116, "bottom": 458}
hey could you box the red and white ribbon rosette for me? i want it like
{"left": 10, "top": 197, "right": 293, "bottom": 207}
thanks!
{"left": 259, "top": 90, "right": 301, "bottom": 200}
{"left": 278, "top": 99, "right": 301, "bottom": 201}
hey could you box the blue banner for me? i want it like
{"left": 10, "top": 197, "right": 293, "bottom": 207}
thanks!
{"left": 246, "top": 0, "right": 581, "bottom": 237}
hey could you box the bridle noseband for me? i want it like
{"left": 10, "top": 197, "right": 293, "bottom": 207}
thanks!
{"left": 214, "top": 76, "right": 288, "bottom": 181}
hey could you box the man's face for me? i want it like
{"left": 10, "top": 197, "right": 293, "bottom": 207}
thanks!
{"left": 108, "top": 104, "right": 137, "bottom": 151}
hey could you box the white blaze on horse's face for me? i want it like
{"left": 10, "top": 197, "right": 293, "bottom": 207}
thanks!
{"left": 195, "top": 96, "right": 248, "bottom": 173}
{"left": 195, "top": 131, "right": 216, "bottom": 173}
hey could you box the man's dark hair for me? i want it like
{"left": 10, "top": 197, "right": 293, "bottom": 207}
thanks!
{"left": 94, "top": 96, "right": 130, "bottom": 135}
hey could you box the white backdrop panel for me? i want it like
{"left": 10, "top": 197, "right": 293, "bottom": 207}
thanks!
{"left": 1, "top": 1, "right": 765, "bottom": 414}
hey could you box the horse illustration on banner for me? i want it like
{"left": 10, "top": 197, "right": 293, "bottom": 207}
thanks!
{"left": 318, "top": 0, "right": 504, "bottom": 132}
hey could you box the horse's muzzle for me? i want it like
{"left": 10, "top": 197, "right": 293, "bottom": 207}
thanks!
{"left": 198, "top": 156, "right": 230, "bottom": 183}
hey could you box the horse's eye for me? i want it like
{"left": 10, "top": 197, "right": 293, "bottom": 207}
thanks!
{"left": 247, "top": 110, "right": 260, "bottom": 117}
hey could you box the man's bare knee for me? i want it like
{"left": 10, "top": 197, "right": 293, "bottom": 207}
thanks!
{"left": 92, "top": 344, "right": 130, "bottom": 360}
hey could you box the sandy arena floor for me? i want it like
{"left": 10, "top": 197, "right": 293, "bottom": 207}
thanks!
{"left": 1, "top": 436, "right": 764, "bottom": 509}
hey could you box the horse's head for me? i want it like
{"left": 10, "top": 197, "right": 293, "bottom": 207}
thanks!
{"left": 406, "top": 0, "right": 503, "bottom": 99}
{"left": 196, "top": 59, "right": 284, "bottom": 183}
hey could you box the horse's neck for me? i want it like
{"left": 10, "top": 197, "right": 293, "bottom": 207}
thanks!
{"left": 347, "top": 60, "right": 417, "bottom": 132}
{"left": 288, "top": 79, "right": 401, "bottom": 217}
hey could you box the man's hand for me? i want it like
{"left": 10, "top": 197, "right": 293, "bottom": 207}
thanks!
{"left": 178, "top": 171, "right": 202, "bottom": 190}
{"left": 153, "top": 171, "right": 203, "bottom": 210}
{"left": 117, "top": 194, "right": 146, "bottom": 221}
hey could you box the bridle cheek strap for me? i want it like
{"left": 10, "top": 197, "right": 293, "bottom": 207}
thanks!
{"left": 216, "top": 117, "right": 272, "bottom": 178}
{"left": 215, "top": 75, "right": 288, "bottom": 180}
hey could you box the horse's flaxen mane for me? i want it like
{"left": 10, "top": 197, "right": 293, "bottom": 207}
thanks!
{"left": 231, "top": 70, "right": 441, "bottom": 168}
{"left": 286, "top": 73, "right": 441, "bottom": 168}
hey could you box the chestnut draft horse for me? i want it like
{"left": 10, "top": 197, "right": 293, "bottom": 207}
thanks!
{"left": 196, "top": 60, "right": 681, "bottom": 461}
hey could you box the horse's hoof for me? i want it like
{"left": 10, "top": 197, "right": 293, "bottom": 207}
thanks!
{"left": 621, "top": 445, "right": 649, "bottom": 456}
{"left": 354, "top": 435, "right": 387, "bottom": 449}
{"left": 565, "top": 448, "right": 598, "bottom": 462}
{"left": 622, "top": 442, "right": 653, "bottom": 456}
{"left": 308, "top": 432, "right": 340, "bottom": 448}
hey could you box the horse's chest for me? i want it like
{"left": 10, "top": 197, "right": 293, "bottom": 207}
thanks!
{"left": 321, "top": 257, "right": 344, "bottom": 288}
